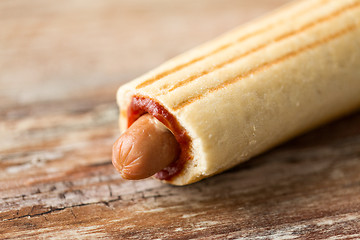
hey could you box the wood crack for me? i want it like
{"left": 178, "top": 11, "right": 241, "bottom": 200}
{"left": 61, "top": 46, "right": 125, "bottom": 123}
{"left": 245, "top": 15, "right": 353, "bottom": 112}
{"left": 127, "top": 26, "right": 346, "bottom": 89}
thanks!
{"left": 2, "top": 196, "right": 122, "bottom": 222}
{"left": 1, "top": 187, "right": 177, "bottom": 222}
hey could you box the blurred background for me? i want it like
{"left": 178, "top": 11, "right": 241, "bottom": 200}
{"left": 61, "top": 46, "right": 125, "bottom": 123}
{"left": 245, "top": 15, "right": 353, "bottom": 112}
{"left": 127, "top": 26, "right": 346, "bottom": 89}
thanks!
{"left": 0, "top": 0, "right": 291, "bottom": 107}
{"left": 3, "top": 1, "right": 360, "bottom": 238}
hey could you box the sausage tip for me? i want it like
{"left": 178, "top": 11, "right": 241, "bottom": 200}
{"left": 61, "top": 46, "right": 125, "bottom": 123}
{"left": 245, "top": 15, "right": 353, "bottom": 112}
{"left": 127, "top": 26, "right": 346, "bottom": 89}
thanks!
{"left": 112, "top": 114, "right": 180, "bottom": 180}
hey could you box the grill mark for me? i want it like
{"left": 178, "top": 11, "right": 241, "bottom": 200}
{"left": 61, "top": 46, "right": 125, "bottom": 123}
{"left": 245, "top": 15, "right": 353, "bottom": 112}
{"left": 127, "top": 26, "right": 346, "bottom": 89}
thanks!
{"left": 135, "top": 29, "right": 266, "bottom": 89}
{"left": 135, "top": 0, "right": 331, "bottom": 90}
{"left": 161, "top": 1, "right": 360, "bottom": 95}
{"left": 172, "top": 24, "right": 357, "bottom": 111}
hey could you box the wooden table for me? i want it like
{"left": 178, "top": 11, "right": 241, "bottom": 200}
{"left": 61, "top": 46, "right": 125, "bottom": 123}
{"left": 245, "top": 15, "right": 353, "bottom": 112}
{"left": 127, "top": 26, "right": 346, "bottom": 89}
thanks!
{"left": 1, "top": 0, "right": 360, "bottom": 238}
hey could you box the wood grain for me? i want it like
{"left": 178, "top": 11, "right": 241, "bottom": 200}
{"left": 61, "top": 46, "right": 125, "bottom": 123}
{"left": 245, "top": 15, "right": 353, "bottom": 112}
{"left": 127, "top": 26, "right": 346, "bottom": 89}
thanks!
{"left": 1, "top": 0, "right": 360, "bottom": 239}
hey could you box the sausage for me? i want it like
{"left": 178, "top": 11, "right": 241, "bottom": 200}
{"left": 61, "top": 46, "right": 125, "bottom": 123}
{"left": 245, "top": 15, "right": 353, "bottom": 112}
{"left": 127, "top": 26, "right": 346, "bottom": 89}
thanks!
{"left": 112, "top": 114, "right": 180, "bottom": 180}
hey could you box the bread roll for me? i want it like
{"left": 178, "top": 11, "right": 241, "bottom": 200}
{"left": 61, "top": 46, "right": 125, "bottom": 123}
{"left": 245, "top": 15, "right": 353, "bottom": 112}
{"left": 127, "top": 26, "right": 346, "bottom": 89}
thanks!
{"left": 116, "top": 0, "right": 360, "bottom": 185}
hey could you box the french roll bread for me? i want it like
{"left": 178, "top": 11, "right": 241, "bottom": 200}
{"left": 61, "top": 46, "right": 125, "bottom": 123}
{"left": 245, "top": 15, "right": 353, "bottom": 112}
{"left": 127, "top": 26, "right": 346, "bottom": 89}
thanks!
{"left": 116, "top": 0, "right": 360, "bottom": 185}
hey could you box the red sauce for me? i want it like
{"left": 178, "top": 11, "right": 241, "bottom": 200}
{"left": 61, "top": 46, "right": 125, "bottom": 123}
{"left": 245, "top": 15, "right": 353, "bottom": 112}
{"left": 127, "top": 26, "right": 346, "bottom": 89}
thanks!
{"left": 127, "top": 95, "right": 192, "bottom": 180}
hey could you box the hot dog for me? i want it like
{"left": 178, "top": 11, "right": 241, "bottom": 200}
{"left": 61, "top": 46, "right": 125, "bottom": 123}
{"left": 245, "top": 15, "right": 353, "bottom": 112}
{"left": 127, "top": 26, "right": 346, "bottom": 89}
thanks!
{"left": 113, "top": 0, "right": 360, "bottom": 185}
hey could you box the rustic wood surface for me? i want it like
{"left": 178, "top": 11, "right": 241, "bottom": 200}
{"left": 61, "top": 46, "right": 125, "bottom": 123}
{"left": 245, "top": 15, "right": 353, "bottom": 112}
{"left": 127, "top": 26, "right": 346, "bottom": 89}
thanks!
{"left": 1, "top": 0, "right": 360, "bottom": 239}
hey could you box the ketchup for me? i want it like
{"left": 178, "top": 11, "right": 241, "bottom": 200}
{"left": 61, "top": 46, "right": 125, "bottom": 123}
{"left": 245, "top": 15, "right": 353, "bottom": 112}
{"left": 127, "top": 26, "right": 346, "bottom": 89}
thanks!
{"left": 127, "top": 96, "right": 191, "bottom": 180}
